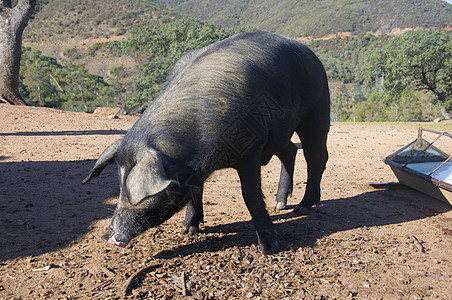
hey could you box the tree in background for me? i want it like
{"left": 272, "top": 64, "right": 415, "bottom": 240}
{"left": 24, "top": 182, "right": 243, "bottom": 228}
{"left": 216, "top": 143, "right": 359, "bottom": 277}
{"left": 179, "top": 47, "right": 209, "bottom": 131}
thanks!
{"left": 0, "top": 0, "right": 36, "bottom": 105}
{"left": 364, "top": 30, "right": 452, "bottom": 120}
{"left": 330, "top": 82, "right": 360, "bottom": 121}
{"left": 19, "top": 48, "right": 118, "bottom": 112}
{"left": 109, "top": 17, "right": 249, "bottom": 112}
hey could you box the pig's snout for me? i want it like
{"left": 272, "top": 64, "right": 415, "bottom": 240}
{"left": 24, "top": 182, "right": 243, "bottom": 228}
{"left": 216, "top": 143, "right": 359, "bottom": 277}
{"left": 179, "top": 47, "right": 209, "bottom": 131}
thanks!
{"left": 101, "top": 232, "right": 128, "bottom": 248}
{"left": 107, "top": 235, "right": 127, "bottom": 247}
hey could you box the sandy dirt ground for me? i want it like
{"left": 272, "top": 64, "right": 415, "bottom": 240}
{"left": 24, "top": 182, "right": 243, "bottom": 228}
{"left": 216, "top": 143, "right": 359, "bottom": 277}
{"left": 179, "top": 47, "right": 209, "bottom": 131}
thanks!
{"left": 0, "top": 103, "right": 451, "bottom": 299}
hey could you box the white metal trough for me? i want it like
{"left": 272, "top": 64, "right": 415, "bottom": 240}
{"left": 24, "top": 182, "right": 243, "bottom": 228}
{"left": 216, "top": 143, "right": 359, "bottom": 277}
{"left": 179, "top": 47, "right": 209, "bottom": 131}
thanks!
{"left": 384, "top": 127, "right": 452, "bottom": 205}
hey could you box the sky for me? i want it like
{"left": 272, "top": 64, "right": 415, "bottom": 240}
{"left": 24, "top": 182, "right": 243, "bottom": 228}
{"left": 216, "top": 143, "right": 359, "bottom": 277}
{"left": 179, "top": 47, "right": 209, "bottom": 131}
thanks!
{"left": 444, "top": 0, "right": 452, "bottom": 4}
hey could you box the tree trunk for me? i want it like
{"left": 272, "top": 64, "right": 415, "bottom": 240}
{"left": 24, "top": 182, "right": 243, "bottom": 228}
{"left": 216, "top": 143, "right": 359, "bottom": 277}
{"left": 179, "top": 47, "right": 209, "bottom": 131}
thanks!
{"left": 440, "top": 106, "right": 452, "bottom": 120}
{"left": 0, "top": 0, "right": 36, "bottom": 105}
{"left": 434, "top": 92, "right": 452, "bottom": 120}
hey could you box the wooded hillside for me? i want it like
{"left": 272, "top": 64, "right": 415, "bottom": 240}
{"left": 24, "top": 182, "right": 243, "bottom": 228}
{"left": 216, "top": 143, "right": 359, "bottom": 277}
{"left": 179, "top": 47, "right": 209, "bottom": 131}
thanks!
{"left": 152, "top": 0, "right": 452, "bottom": 37}
{"left": 15, "top": 0, "right": 452, "bottom": 121}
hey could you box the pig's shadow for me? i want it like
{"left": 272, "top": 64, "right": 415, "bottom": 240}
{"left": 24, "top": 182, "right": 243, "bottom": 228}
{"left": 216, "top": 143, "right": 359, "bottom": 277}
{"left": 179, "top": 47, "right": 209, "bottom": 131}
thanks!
{"left": 0, "top": 159, "right": 117, "bottom": 261}
{"left": 154, "top": 187, "right": 451, "bottom": 259}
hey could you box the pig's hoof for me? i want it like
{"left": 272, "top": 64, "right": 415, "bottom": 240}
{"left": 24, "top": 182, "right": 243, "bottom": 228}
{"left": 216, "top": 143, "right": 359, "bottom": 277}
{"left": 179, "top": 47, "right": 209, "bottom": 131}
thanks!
{"left": 260, "top": 239, "right": 280, "bottom": 254}
{"left": 274, "top": 201, "right": 286, "bottom": 210}
{"left": 293, "top": 205, "right": 310, "bottom": 216}
{"left": 257, "top": 230, "right": 280, "bottom": 254}
{"left": 181, "top": 225, "right": 199, "bottom": 236}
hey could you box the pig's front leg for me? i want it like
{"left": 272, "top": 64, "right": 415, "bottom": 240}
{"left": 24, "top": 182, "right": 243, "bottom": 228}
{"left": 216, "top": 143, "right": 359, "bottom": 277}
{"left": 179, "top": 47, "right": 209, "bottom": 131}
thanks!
{"left": 181, "top": 187, "right": 204, "bottom": 235}
{"left": 174, "top": 172, "right": 204, "bottom": 236}
{"left": 237, "top": 158, "right": 279, "bottom": 254}
{"left": 274, "top": 141, "right": 298, "bottom": 210}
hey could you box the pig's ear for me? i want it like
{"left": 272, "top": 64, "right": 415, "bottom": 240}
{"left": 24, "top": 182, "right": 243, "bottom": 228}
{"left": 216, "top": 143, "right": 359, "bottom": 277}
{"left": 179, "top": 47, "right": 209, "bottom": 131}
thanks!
{"left": 126, "top": 149, "right": 176, "bottom": 204}
{"left": 82, "top": 139, "right": 122, "bottom": 184}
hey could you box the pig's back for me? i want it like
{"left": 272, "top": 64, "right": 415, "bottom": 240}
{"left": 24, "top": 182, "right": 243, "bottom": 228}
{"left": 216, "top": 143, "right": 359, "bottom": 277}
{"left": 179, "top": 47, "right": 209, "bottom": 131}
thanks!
{"left": 128, "top": 31, "right": 328, "bottom": 171}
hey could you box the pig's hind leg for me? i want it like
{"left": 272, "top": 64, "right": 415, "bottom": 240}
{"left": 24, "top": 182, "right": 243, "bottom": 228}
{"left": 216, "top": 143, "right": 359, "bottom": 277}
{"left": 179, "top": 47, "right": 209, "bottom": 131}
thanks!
{"left": 293, "top": 114, "right": 329, "bottom": 216}
{"left": 274, "top": 141, "right": 298, "bottom": 210}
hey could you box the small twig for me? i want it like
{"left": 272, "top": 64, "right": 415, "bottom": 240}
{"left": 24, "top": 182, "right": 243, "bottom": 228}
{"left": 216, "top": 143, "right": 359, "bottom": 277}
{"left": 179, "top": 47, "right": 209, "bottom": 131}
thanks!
{"left": 123, "top": 264, "right": 162, "bottom": 297}
{"left": 32, "top": 265, "right": 52, "bottom": 272}
{"left": 49, "top": 74, "right": 64, "bottom": 93}
{"left": 412, "top": 235, "right": 425, "bottom": 253}
{"left": 180, "top": 271, "right": 187, "bottom": 296}
{"left": 150, "top": 227, "right": 163, "bottom": 244}
{"left": 92, "top": 277, "right": 114, "bottom": 292}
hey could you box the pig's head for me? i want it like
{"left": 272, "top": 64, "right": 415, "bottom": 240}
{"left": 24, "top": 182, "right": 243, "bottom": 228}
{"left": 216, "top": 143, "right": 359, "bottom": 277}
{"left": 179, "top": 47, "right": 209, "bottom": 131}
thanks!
{"left": 82, "top": 139, "right": 192, "bottom": 247}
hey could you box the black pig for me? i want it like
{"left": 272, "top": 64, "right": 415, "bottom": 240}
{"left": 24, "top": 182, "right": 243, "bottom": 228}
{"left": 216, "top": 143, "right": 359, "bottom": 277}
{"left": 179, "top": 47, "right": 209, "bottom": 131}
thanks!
{"left": 83, "top": 31, "right": 330, "bottom": 254}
